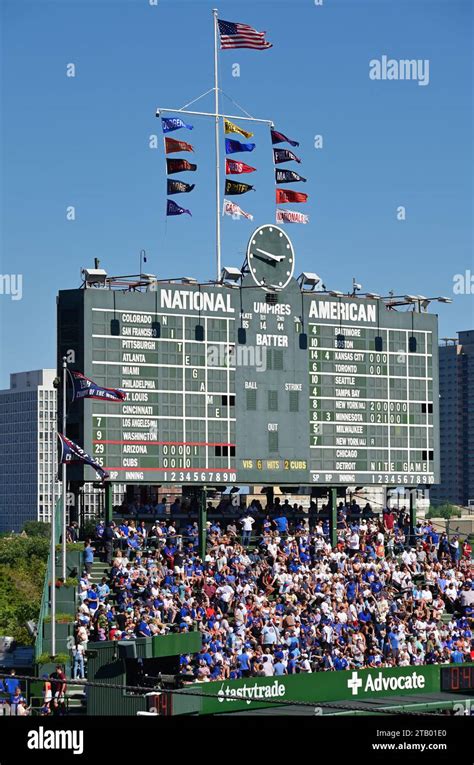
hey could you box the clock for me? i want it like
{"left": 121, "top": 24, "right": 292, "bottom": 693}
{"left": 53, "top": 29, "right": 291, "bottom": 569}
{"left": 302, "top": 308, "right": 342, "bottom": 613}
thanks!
{"left": 246, "top": 224, "right": 295, "bottom": 290}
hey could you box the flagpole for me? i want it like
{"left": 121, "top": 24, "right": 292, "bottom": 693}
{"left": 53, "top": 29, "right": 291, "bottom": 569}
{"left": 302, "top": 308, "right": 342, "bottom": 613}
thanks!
{"left": 50, "top": 422, "right": 56, "bottom": 657}
{"left": 62, "top": 356, "right": 67, "bottom": 581}
{"left": 212, "top": 8, "right": 221, "bottom": 280}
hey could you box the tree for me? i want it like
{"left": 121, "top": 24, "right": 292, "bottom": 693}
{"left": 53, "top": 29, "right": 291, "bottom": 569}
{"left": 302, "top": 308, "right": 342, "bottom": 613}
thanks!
{"left": 22, "top": 521, "right": 51, "bottom": 539}
{"left": 426, "top": 504, "right": 462, "bottom": 520}
{"left": 0, "top": 536, "right": 49, "bottom": 644}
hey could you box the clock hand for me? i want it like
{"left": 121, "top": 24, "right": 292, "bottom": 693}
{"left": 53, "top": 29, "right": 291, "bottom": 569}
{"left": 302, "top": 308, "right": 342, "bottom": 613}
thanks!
{"left": 255, "top": 248, "right": 285, "bottom": 262}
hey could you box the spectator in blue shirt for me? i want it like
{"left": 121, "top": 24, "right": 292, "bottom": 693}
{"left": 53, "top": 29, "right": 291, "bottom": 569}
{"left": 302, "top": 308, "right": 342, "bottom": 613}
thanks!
{"left": 83, "top": 540, "right": 94, "bottom": 574}
{"left": 4, "top": 670, "right": 20, "bottom": 702}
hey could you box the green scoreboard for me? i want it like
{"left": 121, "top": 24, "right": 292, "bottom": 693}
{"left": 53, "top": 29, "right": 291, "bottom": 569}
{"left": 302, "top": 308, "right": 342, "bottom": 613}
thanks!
{"left": 57, "top": 225, "right": 439, "bottom": 488}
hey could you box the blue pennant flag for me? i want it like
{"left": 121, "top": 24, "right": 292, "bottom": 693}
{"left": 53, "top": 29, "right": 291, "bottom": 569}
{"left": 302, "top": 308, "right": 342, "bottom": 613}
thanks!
{"left": 58, "top": 434, "right": 109, "bottom": 482}
{"left": 161, "top": 117, "right": 194, "bottom": 133}
{"left": 167, "top": 199, "right": 192, "bottom": 217}
{"left": 225, "top": 138, "right": 255, "bottom": 154}
{"left": 69, "top": 370, "right": 126, "bottom": 403}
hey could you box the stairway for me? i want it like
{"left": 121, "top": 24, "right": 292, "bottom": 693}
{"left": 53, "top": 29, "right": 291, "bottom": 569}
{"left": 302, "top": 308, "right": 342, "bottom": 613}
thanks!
{"left": 89, "top": 559, "right": 110, "bottom": 586}
{"left": 66, "top": 681, "right": 87, "bottom": 716}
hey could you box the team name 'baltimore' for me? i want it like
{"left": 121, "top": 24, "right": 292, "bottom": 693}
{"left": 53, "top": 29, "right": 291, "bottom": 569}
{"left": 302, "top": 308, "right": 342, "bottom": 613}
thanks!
{"left": 160, "top": 289, "right": 234, "bottom": 313}
{"left": 309, "top": 300, "right": 376, "bottom": 323}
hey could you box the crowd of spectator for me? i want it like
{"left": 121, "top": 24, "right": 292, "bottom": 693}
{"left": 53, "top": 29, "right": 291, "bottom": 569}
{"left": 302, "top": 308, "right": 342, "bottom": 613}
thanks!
{"left": 70, "top": 498, "right": 473, "bottom": 684}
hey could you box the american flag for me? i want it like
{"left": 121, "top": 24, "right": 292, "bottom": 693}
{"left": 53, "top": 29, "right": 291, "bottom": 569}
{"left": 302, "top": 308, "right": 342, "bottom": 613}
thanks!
{"left": 218, "top": 18, "right": 272, "bottom": 50}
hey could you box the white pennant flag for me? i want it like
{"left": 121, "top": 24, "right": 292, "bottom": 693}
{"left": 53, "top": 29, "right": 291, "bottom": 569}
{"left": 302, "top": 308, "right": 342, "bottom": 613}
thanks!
{"left": 223, "top": 198, "right": 254, "bottom": 221}
{"left": 276, "top": 209, "right": 309, "bottom": 225}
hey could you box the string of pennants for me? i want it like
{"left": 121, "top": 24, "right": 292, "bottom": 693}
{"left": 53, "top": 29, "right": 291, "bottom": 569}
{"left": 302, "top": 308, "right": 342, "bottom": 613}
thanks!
{"left": 160, "top": 116, "right": 309, "bottom": 223}
{"left": 159, "top": 17, "right": 308, "bottom": 223}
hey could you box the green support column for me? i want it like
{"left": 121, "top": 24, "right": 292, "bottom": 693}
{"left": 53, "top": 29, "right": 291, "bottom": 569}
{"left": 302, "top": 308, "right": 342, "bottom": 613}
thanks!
{"left": 105, "top": 482, "right": 113, "bottom": 526}
{"left": 330, "top": 487, "right": 337, "bottom": 548}
{"left": 198, "top": 486, "right": 207, "bottom": 560}
{"left": 409, "top": 489, "right": 416, "bottom": 546}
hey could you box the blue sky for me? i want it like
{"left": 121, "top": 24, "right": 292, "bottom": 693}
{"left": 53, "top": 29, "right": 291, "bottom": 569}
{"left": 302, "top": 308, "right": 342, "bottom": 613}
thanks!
{"left": 0, "top": 0, "right": 473, "bottom": 386}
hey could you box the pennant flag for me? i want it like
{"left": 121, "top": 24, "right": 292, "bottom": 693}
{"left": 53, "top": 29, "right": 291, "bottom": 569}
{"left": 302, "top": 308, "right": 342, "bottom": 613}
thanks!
{"left": 58, "top": 434, "right": 109, "bottom": 481}
{"left": 276, "top": 188, "right": 308, "bottom": 204}
{"left": 276, "top": 209, "right": 309, "bottom": 224}
{"left": 218, "top": 18, "right": 272, "bottom": 50}
{"left": 271, "top": 129, "right": 299, "bottom": 147}
{"left": 167, "top": 199, "right": 192, "bottom": 216}
{"left": 165, "top": 137, "right": 194, "bottom": 154}
{"left": 167, "top": 179, "right": 195, "bottom": 194}
{"left": 166, "top": 158, "right": 197, "bottom": 174}
{"left": 225, "top": 138, "right": 255, "bottom": 154}
{"left": 161, "top": 117, "right": 193, "bottom": 133}
{"left": 223, "top": 199, "right": 254, "bottom": 220}
{"left": 226, "top": 158, "right": 256, "bottom": 174}
{"left": 275, "top": 169, "right": 307, "bottom": 184}
{"left": 224, "top": 119, "right": 253, "bottom": 139}
{"left": 225, "top": 180, "right": 254, "bottom": 195}
{"left": 273, "top": 148, "right": 301, "bottom": 164}
{"left": 69, "top": 370, "right": 126, "bottom": 403}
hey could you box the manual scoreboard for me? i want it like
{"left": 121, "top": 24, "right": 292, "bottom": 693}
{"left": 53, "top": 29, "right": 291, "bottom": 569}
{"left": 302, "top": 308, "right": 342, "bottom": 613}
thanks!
{"left": 57, "top": 225, "right": 439, "bottom": 487}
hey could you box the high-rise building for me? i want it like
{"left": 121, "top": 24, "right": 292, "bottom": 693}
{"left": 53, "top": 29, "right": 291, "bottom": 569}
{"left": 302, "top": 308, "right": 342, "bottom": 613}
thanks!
{"left": 0, "top": 368, "right": 126, "bottom": 532}
{"left": 431, "top": 330, "right": 474, "bottom": 507}
{"left": 0, "top": 369, "right": 58, "bottom": 531}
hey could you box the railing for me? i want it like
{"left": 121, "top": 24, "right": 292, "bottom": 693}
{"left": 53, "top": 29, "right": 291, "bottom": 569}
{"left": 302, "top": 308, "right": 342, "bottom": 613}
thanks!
{"left": 35, "top": 498, "right": 63, "bottom": 663}
{"left": 35, "top": 547, "right": 51, "bottom": 662}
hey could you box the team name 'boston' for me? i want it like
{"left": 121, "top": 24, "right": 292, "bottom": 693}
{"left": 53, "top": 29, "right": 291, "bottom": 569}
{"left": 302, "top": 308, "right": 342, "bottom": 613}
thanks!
{"left": 309, "top": 300, "right": 376, "bottom": 323}
{"left": 160, "top": 289, "right": 234, "bottom": 313}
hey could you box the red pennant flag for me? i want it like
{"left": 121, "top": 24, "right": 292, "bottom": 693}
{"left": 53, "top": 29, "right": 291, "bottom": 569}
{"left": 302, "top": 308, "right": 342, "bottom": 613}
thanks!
{"left": 165, "top": 137, "right": 194, "bottom": 154}
{"left": 225, "top": 158, "right": 256, "bottom": 174}
{"left": 276, "top": 189, "right": 308, "bottom": 204}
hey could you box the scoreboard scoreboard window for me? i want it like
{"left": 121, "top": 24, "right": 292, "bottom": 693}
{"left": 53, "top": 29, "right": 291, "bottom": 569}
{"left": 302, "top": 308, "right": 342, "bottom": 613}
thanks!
{"left": 58, "top": 234, "right": 439, "bottom": 487}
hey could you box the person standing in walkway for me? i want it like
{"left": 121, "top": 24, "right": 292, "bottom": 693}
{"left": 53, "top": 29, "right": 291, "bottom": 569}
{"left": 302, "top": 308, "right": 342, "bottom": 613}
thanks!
{"left": 239, "top": 514, "right": 254, "bottom": 547}
{"left": 103, "top": 522, "right": 116, "bottom": 565}
{"left": 83, "top": 540, "right": 94, "bottom": 574}
{"left": 72, "top": 642, "right": 86, "bottom": 680}
{"left": 50, "top": 665, "right": 67, "bottom": 700}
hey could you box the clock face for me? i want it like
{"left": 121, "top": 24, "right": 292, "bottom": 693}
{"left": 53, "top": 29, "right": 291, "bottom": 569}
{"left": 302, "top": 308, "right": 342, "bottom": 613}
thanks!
{"left": 247, "top": 224, "right": 295, "bottom": 290}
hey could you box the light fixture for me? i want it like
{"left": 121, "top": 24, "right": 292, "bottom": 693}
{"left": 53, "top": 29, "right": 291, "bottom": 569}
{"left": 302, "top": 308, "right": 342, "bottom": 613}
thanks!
{"left": 404, "top": 295, "right": 418, "bottom": 302}
{"left": 220, "top": 266, "right": 242, "bottom": 283}
{"left": 82, "top": 268, "right": 107, "bottom": 287}
{"left": 181, "top": 277, "right": 198, "bottom": 284}
{"left": 365, "top": 292, "right": 381, "bottom": 299}
{"left": 297, "top": 272, "right": 324, "bottom": 290}
{"left": 328, "top": 290, "right": 344, "bottom": 297}
{"left": 436, "top": 297, "right": 453, "bottom": 304}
